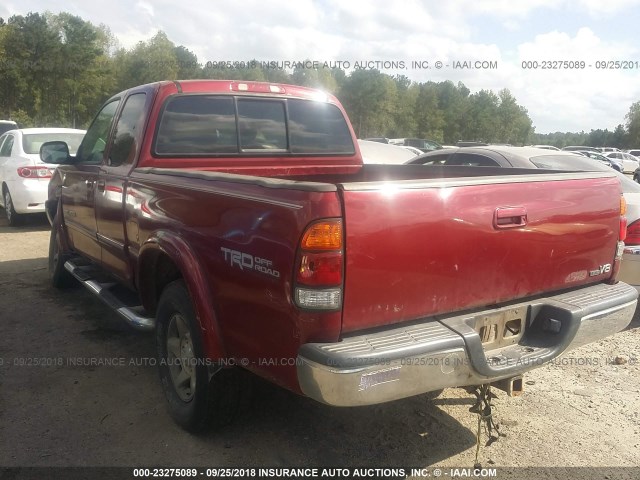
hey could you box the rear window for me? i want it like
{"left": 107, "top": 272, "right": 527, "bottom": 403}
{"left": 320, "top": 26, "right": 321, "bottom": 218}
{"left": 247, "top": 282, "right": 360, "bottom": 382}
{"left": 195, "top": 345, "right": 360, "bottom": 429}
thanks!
{"left": 154, "top": 95, "right": 355, "bottom": 156}
{"left": 23, "top": 133, "right": 85, "bottom": 155}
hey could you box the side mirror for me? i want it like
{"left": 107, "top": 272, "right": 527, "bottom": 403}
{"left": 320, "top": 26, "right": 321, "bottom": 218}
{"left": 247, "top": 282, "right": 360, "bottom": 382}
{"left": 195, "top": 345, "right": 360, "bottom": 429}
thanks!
{"left": 40, "top": 141, "right": 71, "bottom": 164}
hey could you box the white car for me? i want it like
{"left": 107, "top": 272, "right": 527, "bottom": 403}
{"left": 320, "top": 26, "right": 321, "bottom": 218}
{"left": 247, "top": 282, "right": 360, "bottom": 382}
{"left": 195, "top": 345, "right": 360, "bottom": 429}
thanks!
{"left": 605, "top": 151, "right": 640, "bottom": 174}
{"left": 357, "top": 139, "right": 418, "bottom": 164}
{"left": 0, "top": 128, "right": 85, "bottom": 225}
{"left": 530, "top": 144, "right": 560, "bottom": 151}
{"left": 401, "top": 145, "right": 424, "bottom": 156}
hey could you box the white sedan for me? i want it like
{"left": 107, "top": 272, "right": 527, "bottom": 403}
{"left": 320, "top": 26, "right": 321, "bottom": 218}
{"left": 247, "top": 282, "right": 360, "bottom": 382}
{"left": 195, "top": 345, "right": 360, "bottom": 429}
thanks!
{"left": 605, "top": 151, "right": 639, "bottom": 174}
{"left": 0, "top": 128, "right": 85, "bottom": 225}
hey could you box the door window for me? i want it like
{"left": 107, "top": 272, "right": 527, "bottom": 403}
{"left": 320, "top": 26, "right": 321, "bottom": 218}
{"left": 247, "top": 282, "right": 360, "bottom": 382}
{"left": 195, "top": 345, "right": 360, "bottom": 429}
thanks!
{"left": 109, "top": 93, "right": 147, "bottom": 166}
{"left": 76, "top": 100, "right": 120, "bottom": 164}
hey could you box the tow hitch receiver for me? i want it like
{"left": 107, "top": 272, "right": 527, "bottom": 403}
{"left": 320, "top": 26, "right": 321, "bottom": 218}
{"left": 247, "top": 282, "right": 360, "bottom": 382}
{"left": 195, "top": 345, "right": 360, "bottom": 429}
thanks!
{"left": 492, "top": 375, "right": 524, "bottom": 397}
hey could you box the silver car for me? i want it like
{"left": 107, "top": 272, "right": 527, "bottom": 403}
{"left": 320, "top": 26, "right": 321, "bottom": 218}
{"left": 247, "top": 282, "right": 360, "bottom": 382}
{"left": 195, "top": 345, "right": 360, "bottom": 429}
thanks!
{"left": 407, "top": 146, "right": 640, "bottom": 291}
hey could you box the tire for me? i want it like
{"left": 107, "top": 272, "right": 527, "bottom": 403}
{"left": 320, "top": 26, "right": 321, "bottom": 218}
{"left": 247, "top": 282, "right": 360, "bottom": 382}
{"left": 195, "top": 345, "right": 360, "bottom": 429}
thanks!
{"left": 3, "top": 188, "right": 23, "bottom": 226}
{"left": 48, "top": 225, "right": 73, "bottom": 288}
{"left": 156, "top": 279, "right": 243, "bottom": 432}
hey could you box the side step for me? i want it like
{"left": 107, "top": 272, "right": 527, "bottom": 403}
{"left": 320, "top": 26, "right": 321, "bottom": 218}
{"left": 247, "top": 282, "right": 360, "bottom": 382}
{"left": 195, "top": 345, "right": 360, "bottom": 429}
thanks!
{"left": 64, "top": 260, "right": 155, "bottom": 331}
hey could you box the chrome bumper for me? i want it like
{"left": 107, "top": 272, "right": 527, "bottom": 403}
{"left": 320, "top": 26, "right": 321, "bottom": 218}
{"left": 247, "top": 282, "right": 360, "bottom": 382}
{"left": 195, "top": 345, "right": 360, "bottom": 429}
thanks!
{"left": 620, "top": 246, "right": 640, "bottom": 291}
{"left": 297, "top": 282, "right": 637, "bottom": 407}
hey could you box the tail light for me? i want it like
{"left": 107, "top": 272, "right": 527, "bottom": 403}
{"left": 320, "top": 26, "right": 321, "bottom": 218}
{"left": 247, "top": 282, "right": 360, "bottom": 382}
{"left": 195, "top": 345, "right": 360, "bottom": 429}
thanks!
{"left": 625, "top": 219, "right": 640, "bottom": 246}
{"left": 609, "top": 195, "right": 627, "bottom": 284}
{"left": 17, "top": 166, "right": 54, "bottom": 179}
{"left": 294, "top": 219, "right": 343, "bottom": 310}
{"left": 620, "top": 196, "right": 627, "bottom": 242}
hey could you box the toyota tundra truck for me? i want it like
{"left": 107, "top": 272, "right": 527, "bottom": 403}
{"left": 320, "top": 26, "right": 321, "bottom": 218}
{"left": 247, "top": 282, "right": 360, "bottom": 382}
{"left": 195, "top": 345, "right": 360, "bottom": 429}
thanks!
{"left": 42, "top": 80, "right": 637, "bottom": 431}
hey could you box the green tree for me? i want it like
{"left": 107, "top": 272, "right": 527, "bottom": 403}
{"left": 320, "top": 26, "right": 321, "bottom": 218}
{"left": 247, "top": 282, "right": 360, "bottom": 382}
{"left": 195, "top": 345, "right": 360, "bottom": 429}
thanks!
{"left": 626, "top": 101, "right": 640, "bottom": 147}
{"left": 339, "top": 69, "right": 397, "bottom": 138}
{"left": 114, "top": 31, "right": 178, "bottom": 90}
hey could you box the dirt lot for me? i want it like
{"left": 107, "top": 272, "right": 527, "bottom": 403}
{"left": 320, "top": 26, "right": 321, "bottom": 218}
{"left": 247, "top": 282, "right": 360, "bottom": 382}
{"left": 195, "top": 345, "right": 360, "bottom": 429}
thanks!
{"left": 0, "top": 213, "right": 639, "bottom": 476}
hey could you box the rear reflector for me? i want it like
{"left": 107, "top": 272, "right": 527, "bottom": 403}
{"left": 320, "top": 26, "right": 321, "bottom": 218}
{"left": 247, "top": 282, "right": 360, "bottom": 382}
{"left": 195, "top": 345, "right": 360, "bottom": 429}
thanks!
{"left": 297, "top": 252, "right": 343, "bottom": 286}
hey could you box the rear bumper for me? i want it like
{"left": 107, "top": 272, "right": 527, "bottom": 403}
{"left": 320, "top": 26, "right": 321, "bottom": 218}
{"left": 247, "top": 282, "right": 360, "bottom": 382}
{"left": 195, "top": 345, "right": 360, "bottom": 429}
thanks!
{"left": 297, "top": 282, "right": 637, "bottom": 406}
{"left": 5, "top": 179, "right": 48, "bottom": 214}
{"left": 620, "top": 247, "right": 640, "bottom": 291}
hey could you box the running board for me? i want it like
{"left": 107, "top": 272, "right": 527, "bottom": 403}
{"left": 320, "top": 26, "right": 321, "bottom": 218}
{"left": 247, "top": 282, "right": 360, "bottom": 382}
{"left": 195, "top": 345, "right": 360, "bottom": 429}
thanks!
{"left": 64, "top": 260, "right": 155, "bottom": 331}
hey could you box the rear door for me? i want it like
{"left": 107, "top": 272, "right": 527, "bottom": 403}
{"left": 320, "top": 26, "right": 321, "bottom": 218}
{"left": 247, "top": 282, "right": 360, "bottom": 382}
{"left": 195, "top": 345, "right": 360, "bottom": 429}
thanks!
{"left": 60, "top": 99, "right": 120, "bottom": 262}
{"left": 338, "top": 172, "right": 622, "bottom": 333}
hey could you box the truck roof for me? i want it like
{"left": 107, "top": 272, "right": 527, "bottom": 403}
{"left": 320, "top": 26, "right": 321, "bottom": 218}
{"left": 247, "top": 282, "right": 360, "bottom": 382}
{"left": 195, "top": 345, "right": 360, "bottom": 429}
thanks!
{"left": 125, "top": 80, "right": 341, "bottom": 105}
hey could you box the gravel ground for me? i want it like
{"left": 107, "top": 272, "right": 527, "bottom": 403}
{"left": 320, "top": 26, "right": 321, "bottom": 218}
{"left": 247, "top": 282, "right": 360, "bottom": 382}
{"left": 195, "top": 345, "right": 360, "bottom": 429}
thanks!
{"left": 0, "top": 213, "right": 638, "bottom": 478}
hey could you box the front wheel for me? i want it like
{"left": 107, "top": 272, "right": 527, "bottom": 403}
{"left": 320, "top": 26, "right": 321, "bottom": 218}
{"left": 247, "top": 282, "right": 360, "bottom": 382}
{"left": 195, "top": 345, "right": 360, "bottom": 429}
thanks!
{"left": 156, "top": 280, "right": 243, "bottom": 432}
{"left": 3, "top": 188, "right": 23, "bottom": 226}
{"left": 48, "top": 225, "right": 73, "bottom": 288}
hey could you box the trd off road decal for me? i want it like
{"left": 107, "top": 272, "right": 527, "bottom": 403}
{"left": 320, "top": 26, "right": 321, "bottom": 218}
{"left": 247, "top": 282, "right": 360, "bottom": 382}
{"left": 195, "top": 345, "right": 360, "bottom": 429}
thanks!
{"left": 220, "top": 247, "right": 280, "bottom": 278}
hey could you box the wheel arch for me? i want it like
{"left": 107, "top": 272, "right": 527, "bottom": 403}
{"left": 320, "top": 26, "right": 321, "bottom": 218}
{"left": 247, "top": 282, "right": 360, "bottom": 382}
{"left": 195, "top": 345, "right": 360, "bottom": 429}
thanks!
{"left": 138, "top": 233, "right": 226, "bottom": 360}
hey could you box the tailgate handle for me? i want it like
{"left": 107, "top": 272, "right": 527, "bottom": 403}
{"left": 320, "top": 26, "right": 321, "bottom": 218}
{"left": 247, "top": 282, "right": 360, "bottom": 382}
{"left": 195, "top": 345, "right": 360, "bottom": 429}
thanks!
{"left": 494, "top": 207, "right": 527, "bottom": 229}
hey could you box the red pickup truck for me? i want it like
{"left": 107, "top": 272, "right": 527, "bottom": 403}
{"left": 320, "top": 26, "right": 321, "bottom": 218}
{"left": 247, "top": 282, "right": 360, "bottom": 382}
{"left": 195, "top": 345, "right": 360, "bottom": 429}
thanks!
{"left": 42, "top": 80, "right": 637, "bottom": 432}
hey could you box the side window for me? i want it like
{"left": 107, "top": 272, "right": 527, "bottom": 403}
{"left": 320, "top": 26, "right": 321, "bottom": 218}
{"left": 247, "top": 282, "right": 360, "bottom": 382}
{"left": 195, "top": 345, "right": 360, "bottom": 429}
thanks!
{"left": 288, "top": 99, "right": 355, "bottom": 154}
{"left": 0, "top": 135, "right": 14, "bottom": 157}
{"left": 76, "top": 100, "right": 120, "bottom": 164}
{"left": 447, "top": 153, "right": 500, "bottom": 167}
{"left": 237, "top": 99, "right": 286, "bottom": 151}
{"left": 156, "top": 96, "right": 237, "bottom": 155}
{"left": 109, "top": 93, "right": 147, "bottom": 167}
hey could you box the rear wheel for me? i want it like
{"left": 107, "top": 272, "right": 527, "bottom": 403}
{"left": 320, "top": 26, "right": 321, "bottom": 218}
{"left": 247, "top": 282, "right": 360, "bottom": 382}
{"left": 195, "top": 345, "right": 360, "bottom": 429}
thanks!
{"left": 156, "top": 280, "right": 243, "bottom": 432}
{"left": 3, "top": 188, "right": 23, "bottom": 226}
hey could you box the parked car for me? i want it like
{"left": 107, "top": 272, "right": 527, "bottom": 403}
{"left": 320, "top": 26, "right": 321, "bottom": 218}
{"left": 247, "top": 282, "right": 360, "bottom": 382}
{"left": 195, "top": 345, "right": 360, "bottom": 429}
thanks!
{"left": 605, "top": 151, "right": 639, "bottom": 173}
{"left": 362, "top": 137, "right": 389, "bottom": 144}
{"left": 599, "top": 147, "right": 621, "bottom": 153}
{"left": 625, "top": 149, "right": 640, "bottom": 157}
{"left": 389, "top": 137, "right": 442, "bottom": 152}
{"left": 562, "top": 145, "right": 600, "bottom": 152}
{"left": 400, "top": 145, "right": 423, "bottom": 156}
{"left": 357, "top": 139, "right": 417, "bottom": 164}
{"left": 572, "top": 150, "right": 618, "bottom": 170}
{"left": 407, "top": 145, "right": 640, "bottom": 291}
{"left": 0, "top": 120, "right": 18, "bottom": 136}
{"left": 530, "top": 144, "right": 560, "bottom": 151}
{"left": 0, "top": 128, "right": 85, "bottom": 225}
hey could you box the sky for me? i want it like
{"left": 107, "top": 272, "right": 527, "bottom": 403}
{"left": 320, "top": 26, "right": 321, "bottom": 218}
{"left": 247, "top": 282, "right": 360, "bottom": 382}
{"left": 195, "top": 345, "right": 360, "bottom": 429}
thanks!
{"left": 2, "top": 0, "right": 640, "bottom": 134}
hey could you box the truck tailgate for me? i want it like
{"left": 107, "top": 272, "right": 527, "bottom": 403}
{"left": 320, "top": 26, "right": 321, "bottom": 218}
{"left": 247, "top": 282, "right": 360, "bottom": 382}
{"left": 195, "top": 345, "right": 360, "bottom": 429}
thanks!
{"left": 339, "top": 172, "right": 622, "bottom": 333}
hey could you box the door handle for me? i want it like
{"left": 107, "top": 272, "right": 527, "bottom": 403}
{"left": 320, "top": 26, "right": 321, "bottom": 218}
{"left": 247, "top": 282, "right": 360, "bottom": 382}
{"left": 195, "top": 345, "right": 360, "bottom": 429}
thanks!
{"left": 494, "top": 207, "right": 527, "bottom": 229}
{"left": 97, "top": 180, "right": 105, "bottom": 192}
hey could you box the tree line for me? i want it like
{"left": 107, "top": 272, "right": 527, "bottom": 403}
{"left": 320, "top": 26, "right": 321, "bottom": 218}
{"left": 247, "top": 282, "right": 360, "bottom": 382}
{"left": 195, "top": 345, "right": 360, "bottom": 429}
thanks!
{"left": 1, "top": 11, "right": 639, "bottom": 148}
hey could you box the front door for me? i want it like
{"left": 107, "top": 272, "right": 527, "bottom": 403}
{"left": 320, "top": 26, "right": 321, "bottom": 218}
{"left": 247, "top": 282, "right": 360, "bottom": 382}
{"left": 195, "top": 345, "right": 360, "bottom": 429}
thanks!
{"left": 60, "top": 99, "right": 120, "bottom": 263}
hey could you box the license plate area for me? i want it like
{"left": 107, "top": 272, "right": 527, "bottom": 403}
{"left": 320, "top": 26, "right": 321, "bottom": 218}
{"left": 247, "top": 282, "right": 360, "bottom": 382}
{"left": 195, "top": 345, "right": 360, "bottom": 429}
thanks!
{"left": 474, "top": 307, "right": 526, "bottom": 350}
